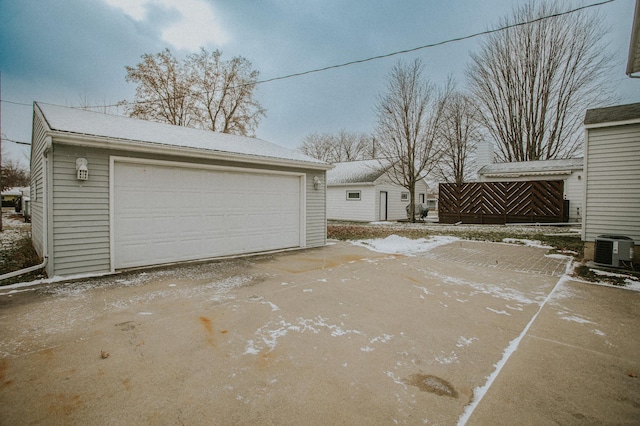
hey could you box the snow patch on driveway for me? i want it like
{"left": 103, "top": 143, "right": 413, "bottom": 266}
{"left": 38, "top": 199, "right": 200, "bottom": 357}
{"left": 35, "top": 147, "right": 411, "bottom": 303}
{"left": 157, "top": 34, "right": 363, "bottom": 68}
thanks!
{"left": 352, "top": 235, "right": 459, "bottom": 256}
{"left": 244, "top": 316, "right": 365, "bottom": 354}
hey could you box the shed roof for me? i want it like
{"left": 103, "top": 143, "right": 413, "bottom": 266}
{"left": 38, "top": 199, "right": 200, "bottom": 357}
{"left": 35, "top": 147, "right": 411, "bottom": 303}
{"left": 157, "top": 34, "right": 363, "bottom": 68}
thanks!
{"left": 326, "top": 159, "right": 389, "bottom": 185}
{"left": 584, "top": 103, "right": 640, "bottom": 126}
{"left": 478, "top": 158, "right": 583, "bottom": 176}
{"left": 35, "top": 102, "right": 330, "bottom": 169}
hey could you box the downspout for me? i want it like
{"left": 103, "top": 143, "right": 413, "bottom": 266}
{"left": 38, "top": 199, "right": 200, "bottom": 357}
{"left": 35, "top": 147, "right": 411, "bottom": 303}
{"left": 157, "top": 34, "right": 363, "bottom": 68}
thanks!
{"left": 0, "top": 257, "right": 48, "bottom": 282}
{"left": 0, "top": 138, "right": 51, "bottom": 283}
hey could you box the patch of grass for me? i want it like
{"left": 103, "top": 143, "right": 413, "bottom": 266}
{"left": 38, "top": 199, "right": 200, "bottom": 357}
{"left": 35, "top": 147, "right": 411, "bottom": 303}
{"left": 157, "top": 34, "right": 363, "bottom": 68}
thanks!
{"left": 0, "top": 233, "right": 45, "bottom": 286}
{"left": 574, "top": 263, "right": 640, "bottom": 287}
{"left": 327, "top": 223, "right": 584, "bottom": 258}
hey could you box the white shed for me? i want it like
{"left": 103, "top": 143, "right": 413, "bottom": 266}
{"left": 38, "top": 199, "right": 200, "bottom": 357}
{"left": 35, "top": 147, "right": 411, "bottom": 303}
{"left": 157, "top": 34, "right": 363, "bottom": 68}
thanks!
{"left": 326, "top": 159, "right": 432, "bottom": 222}
{"left": 583, "top": 102, "right": 640, "bottom": 263}
{"left": 30, "top": 102, "right": 331, "bottom": 278}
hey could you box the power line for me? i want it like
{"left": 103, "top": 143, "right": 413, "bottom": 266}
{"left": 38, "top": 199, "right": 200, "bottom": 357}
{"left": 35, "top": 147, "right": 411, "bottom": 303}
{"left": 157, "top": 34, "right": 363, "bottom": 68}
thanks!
{"left": 253, "top": 0, "right": 616, "bottom": 86}
{"left": 87, "top": 0, "right": 618, "bottom": 109}
{"left": 0, "top": 100, "right": 32, "bottom": 107}
{"left": 1, "top": 138, "right": 31, "bottom": 146}
{"left": 0, "top": 0, "right": 617, "bottom": 111}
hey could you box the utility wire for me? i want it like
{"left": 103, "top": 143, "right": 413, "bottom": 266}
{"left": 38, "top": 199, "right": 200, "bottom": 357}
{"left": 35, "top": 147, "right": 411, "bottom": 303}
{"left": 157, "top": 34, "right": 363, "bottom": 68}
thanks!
{"left": 1, "top": 138, "right": 31, "bottom": 145}
{"left": 253, "top": 0, "right": 615, "bottom": 85}
{"left": 0, "top": 100, "right": 32, "bottom": 107}
{"left": 0, "top": 0, "right": 617, "bottom": 111}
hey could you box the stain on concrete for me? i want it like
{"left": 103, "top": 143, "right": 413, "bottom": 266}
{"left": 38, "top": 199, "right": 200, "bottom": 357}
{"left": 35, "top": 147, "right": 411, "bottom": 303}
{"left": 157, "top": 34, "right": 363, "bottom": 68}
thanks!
{"left": 406, "top": 374, "right": 458, "bottom": 398}
{"left": 116, "top": 321, "right": 136, "bottom": 331}
{"left": 199, "top": 316, "right": 215, "bottom": 347}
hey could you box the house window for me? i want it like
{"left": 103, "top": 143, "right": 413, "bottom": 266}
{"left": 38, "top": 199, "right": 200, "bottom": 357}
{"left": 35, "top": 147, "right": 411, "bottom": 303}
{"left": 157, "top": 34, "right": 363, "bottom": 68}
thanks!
{"left": 401, "top": 192, "right": 409, "bottom": 201}
{"left": 346, "top": 190, "right": 361, "bottom": 201}
{"left": 419, "top": 193, "right": 425, "bottom": 204}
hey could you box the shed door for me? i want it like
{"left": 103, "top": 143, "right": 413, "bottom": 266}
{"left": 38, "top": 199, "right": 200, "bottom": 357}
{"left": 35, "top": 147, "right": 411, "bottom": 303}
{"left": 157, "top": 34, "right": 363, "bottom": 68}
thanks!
{"left": 113, "top": 161, "right": 303, "bottom": 269}
{"left": 379, "top": 191, "right": 388, "bottom": 221}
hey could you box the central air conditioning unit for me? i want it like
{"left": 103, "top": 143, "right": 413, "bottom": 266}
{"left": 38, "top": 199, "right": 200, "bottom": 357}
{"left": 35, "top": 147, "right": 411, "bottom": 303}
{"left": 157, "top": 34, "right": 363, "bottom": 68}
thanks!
{"left": 594, "top": 235, "right": 635, "bottom": 268}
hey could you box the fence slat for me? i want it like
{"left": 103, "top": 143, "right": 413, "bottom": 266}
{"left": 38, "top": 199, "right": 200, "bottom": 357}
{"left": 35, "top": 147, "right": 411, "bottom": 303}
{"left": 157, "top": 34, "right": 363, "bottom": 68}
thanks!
{"left": 438, "top": 180, "right": 564, "bottom": 224}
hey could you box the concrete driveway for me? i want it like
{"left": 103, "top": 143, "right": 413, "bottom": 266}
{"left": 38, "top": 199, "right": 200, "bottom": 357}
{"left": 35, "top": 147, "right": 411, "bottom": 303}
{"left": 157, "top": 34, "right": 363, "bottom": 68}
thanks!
{"left": 0, "top": 239, "right": 639, "bottom": 425}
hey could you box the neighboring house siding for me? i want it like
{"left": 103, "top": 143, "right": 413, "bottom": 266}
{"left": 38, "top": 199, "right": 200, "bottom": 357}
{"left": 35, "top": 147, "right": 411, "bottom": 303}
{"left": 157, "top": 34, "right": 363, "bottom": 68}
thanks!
{"left": 51, "top": 144, "right": 111, "bottom": 276}
{"left": 327, "top": 185, "right": 376, "bottom": 221}
{"left": 327, "top": 180, "right": 428, "bottom": 221}
{"left": 29, "top": 112, "right": 48, "bottom": 262}
{"left": 564, "top": 173, "right": 583, "bottom": 223}
{"left": 375, "top": 179, "right": 428, "bottom": 221}
{"left": 584, "top": 124, "right": 640, "bottom": 242}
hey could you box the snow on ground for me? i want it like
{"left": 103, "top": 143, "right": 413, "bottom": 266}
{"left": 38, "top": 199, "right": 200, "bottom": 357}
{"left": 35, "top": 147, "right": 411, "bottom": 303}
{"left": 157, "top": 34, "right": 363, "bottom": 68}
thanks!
{"left": 502, "top": 238, "right": 553, "bottom": 249}
{"left": 0, "top": 211, "right": 30, "bottom": 251}
{"left": 351, "top": 234, "right": 460, "bottom": 256}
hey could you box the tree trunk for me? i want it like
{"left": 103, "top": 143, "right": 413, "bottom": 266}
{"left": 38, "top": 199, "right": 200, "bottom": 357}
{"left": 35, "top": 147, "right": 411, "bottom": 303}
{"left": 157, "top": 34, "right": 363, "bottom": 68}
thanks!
{"left": 408, "top": 181, "right": 416, "bottom": 223}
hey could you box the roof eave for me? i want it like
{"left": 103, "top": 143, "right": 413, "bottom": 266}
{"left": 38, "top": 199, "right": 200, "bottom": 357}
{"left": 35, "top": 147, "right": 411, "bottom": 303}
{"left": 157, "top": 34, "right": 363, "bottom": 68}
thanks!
{"left": 482, "top": 170, "right": 573, "bottom": 178}
{"left": 585, "top": 117, "right": 640, "bottom": 129}
{"left": 327, "top": 182, "right": 375, "bottom": 187}
{"left": 49, "top": 131, "right": 333, "bottom": 171}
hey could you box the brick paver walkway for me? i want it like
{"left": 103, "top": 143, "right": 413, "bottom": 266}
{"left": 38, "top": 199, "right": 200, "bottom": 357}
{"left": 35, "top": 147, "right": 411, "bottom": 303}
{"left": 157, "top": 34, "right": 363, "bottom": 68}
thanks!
{"left": 422, "top": 240, "right": 569, "bottom": 276}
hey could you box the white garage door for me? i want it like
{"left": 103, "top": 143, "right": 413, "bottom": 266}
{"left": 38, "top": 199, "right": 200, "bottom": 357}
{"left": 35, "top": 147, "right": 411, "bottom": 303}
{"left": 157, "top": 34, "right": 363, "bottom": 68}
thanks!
{"left": 113, "top": 160, "right": 303, "bottom": 269}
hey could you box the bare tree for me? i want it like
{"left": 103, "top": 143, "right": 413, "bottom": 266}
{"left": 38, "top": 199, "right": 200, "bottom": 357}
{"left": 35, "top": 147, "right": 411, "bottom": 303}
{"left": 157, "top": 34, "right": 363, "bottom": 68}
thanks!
{"left": 122, "top": 48, "right": 264, "bottom": 136}
{"left": 123, "top": 48, "right": 195, "bottom": 127}
{"left": 187, "top": 48, "right": 265, "bottom": 136}
{"left": 299, "top": 133, "right": 335, "bottom": 162}
{"left": 299, "top": 130, "right": 375, "bottom": 163}
{"left": 1, "top": 156, "right": 29, "bottom": 191}
{"left": 76, "top": 93, "right": 121, "bottom": 114}
{"left": 435, "top": 83, "right": 483, "bottom": 184}
{"left": 375, "top": 59, "right": 445, "bottom": 222}
{"left": 467, "top": 1, "right": 613, "bottom": 161}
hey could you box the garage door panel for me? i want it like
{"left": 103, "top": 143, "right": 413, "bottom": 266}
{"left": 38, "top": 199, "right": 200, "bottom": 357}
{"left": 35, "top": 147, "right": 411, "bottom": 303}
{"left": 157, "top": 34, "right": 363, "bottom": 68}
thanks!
{"left": 114, "top": 162, "right": 302, "bottom": 269}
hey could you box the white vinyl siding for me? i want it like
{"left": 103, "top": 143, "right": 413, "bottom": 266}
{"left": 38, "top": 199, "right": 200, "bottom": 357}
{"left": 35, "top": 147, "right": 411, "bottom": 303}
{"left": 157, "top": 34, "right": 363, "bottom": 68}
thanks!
{"left": 30, "top": 111, "right": 48, "bottom": 262}
{"left": 564, "top": 173, "right": 583, "bottom": 223}
{"left": 327, "top": 185, "right": 376, "bottom": 221}
{"left": 51, "top": 145, "right": 111, "bottom": 276}
{"left": 375, "top": 180, "right": 428, "bottom": 221}
{"left": 304, "top": 171, "right": 327, "bottom": 247}
{"left": 327, "top": 179, "right": 428, "bottom": 222}
{"left": 583, "top": 123, "right": 640, "bottom": 242}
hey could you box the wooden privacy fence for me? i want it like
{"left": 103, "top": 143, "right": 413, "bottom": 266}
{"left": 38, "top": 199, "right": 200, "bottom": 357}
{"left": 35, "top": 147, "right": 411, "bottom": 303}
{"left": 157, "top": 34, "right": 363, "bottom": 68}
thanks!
{"left": 438, "top": 180, "right": 567, "bottom": 224}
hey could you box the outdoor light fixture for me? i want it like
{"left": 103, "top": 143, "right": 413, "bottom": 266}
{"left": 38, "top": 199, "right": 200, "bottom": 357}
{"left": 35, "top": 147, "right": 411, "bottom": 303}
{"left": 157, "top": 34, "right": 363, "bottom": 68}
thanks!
{"left": 76, "top": 158, "right": 89, "bottom": 181}
{"left": 313, "top": 176, "right": 322, "bottom": 190}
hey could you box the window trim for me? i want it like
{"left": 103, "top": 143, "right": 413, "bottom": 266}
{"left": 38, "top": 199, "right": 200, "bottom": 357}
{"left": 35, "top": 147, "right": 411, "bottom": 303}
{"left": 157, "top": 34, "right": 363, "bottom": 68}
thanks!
{"left": 346, "top": 190, "right": 361, "bottom": 201}
{"left": 401, "top": 192, "right": 409, "bottom": 201}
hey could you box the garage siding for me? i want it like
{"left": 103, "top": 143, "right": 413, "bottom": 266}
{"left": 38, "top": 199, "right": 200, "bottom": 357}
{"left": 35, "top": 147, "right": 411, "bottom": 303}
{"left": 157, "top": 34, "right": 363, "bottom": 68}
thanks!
{"left": 51, "top": 144, "right": 111, "bottom": 276}
{"left": 30, "top": 112, "right": 48, "bottom": 260}
{"left": 305, "top": 171, "right": 327, "bottom": 246}
{"left": 49, "top": 144, "right": 326, "bottom": 276}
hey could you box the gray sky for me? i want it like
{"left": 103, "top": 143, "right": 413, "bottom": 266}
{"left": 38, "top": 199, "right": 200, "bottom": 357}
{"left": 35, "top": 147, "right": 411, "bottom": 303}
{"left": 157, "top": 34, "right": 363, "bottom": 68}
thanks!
{"left": 1, "top": 0, "right": 638, "bottom": 167}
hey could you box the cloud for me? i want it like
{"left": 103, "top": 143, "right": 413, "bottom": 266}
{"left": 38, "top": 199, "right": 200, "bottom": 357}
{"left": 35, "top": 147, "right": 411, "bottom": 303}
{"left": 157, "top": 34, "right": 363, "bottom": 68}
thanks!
{"left": 103, "top": 0, "right": 229, "bottom": 50}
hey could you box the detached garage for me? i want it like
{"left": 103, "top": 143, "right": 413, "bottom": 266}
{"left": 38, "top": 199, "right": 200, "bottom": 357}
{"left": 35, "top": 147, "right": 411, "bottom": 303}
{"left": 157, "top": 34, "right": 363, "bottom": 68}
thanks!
{"left": 30, "top": 102, "right": 331, "bottom": 278}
